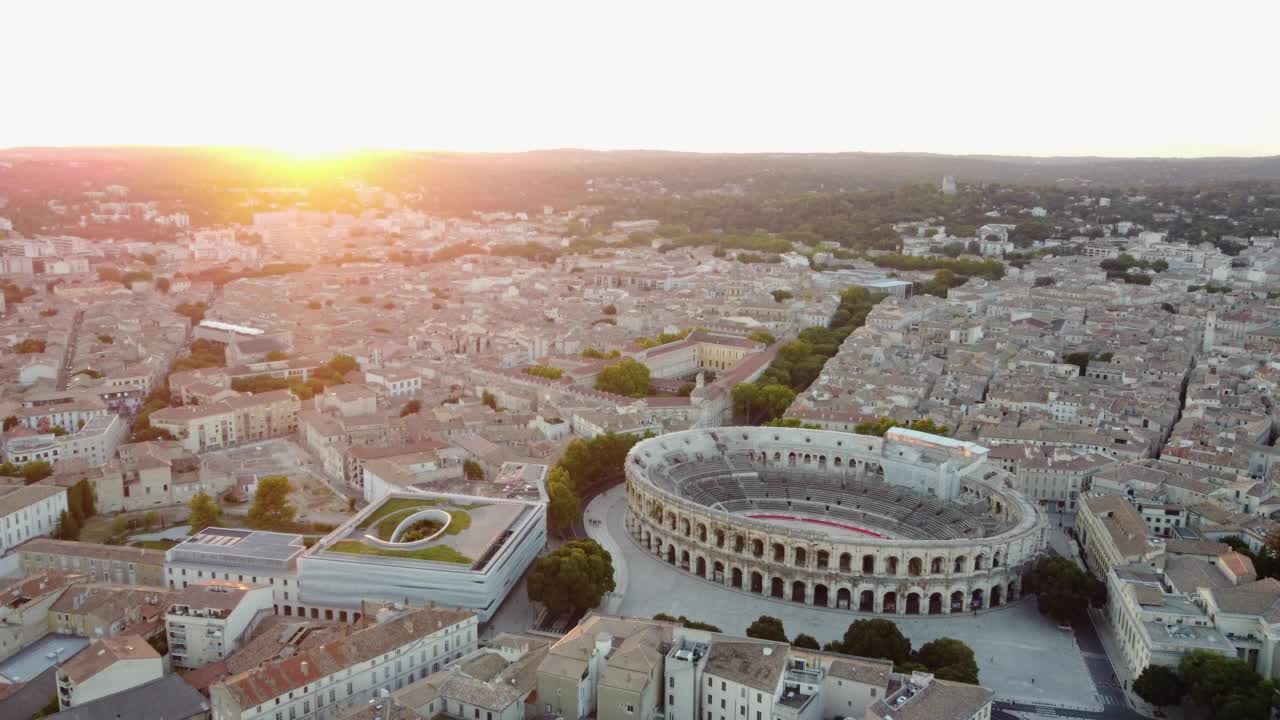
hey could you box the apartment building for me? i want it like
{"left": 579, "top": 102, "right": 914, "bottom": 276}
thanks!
{"left": 2, "top": 414, "right": 128, "bottom": 468}
{"left": 17, "top": 538, "right": 166, "bottom": 586}
{"left": 1078, "top": 493, "right": 1161, "bottom": 578}
{"left": 209, "top": 605, "right": 479, "bottom": 720}
{"left": 987, "top": 443, "right": 1114, "bottom": 511}
{"left": 150, "top": 390, "right": 299, "bottom": 454}
{"left": 1105, "top": 547, "right": 1280, "bottom": 679}
{"left": 0, "top": 483, "right": 68, "bottom": 555}
{"left": 167, "top": 581, "right": 274, "bottom": 669}
{"left": 56, "top": 635, "right": 163, "bottom": 710}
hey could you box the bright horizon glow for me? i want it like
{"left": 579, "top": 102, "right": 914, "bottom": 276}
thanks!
{"left": 5, "top": 1, "right": 1280, "bottom": 158}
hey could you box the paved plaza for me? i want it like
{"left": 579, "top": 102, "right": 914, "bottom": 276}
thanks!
{"left": 585, "top": 484, "right": 1105, "bottom": 712}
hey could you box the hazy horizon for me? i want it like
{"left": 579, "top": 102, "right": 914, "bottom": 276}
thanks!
{"left": 6, "top": 1, "right": 1279, "bottom": 158}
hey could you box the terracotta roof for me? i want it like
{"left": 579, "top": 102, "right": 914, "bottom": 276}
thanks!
{"left": 59, "top": 635, "right": 159, "bottom": 684}
{"left": 218, "top": 605, "right": 474, "bottom": 708}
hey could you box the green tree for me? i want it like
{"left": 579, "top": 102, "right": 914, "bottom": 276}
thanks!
{"left": 596, "top": 358, "right": 651, "bottom": 397}
{"left": 265, "top": 350, "right": 288, "bottom": 361}
{"left": 55, "top": 509, "right": 81, "bottom": 540}
{"left": 188, "top": 491, "right": 221, "bottom": 532}
{"left": 482, "top": 391, "right": 499, "bottom": 410}
{"left": 155, "top": 277, "right": 171, "bottom": 293}
{"left": 463, "top": 460, "right": 485, "bottom": 482}
{"left": 1026, "top": 556, "right": 1107, "bottom": 623}
{"left": 526, "top": 539, "right": 616, "bottom": 616}
{"left": 917, "top": 638, "right": 979, "bottom": 684}
{"left": 3, "top": 415, "right": 20, "bottom": 431}
{"left": 110, "top": 516, "right": 130, "bottom": 537}
{"left": 757, "top": 384, "right": 797, "bottom": 424}
{"left": 748, "top": 330, "right": 776, "bottom": 345}
{"left": 1178, "top": 651, "right": 1275, "bottom": 720}
{"left": 247, "top": 475, "right": 296, "bottom": 530}
{"left": 400, "top": 399, "right": 422, "bottom": 417}
{"left": 1034, "top": 276, "right": 1056, "bottom": 287}
{"left": 523, "top": 365, "right": 565, "bottom": 380}
{"left": 143, "top": 511, "right": 160, "bottom": 531}
{"left": 792, "top": 634, "right": 820, "bottom": 650}
{"left": 21, "top": 460, "right": 53, "bottom": 484}
{"left": 745, "top": 615, "right": 788, "bottom": 643}
{"left": 327, "top": 354, "right": 359, "bottom": 376}
{"left": 602, "top": 304, "right": 617, "bottom": 315}
{"left": 771, "top": 289, "right": 794, "bottom": 303}
{"left": 1133, "top": 664, "right": 1185, "bottom": 709}
{"left": 835, "top": 619, "right": 912, "bottom": 665}
{"left": 547, "top": 478, "right": 581, "bottom": 537}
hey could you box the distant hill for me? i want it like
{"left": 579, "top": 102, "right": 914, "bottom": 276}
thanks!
{"left": 2, "top": 147, "right": 1279, "bottom": 215}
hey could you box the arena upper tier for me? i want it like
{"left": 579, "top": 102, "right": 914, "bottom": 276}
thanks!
{"left": 624, "top": 426, "right": 1049, "bottom": 615}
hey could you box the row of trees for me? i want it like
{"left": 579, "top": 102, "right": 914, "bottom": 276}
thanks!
{"left": 741, "top": 615, "right": 978, "bottom": 684}
{"left": 733, "top": 287, "right": 884, "bottom": 424}
{"left": 854, "top": 417, "right": 952, "bottom": 437}
{"left": 0, "top": 459, "right": 54, "bottom": 484}
{"left": 547, "top": 432, "right": 648, "bottom": 536}
{"left": 871, "top": 254, "right": 1006, "bottom": 280}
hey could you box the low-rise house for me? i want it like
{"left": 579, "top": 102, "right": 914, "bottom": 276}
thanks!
{"left": 55, "top": 635, "right": 163, "bottom": 710}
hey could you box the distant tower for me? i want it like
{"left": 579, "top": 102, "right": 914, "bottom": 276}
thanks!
{"left": 1203, "top": 310, "right": 1216, "bottom": 353}
{"left": 941, "top": 176, "right": 957, "bottom": 196}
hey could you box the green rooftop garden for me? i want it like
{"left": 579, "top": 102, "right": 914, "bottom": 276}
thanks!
{"left": 328, "top": 539, "right": 473, "bottom": 565}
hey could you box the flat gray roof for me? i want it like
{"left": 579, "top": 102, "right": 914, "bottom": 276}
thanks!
{"left": 167, "top": 527, "right": 305, "bottom": 571}
{"left": 0, "top": 633, "right": 89, "bottom": 683}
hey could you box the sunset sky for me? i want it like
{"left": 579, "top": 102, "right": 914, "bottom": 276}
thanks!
{"left": 5, "top": 0, "right": 1278, "bottom": 157}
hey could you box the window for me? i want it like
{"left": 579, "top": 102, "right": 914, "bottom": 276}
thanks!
{"left": 720, "top": 700, "right": 726, "bottom": 709}
{"left": 669, "top": 695, "right": 675, "bottom": 706}
{"left": 721, "top": 681, "right": 726, "bottom": 691}
{"left": 740, "top": 708, "right": 746, "bottom": 716}
{"left": 346, "top": 682, "right": 353, "bottom": 696}
{"left": 669, "top": 677, "right": 675, "bottom": 688}
{"left": 707, "top": 678, "right": 712, "bottom": 687}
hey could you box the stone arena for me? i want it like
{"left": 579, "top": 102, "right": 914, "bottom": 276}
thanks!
{"left": 623, "top": 426, "right": 1049, "bottom": 615}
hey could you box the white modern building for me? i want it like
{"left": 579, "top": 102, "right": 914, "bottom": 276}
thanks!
{"left": 300, "top": 492, "right": 546, "bottom": 621}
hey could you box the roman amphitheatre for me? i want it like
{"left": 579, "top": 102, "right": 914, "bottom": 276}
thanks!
{"left": 622, "top": 426, "right": 1048, "bottom": 615}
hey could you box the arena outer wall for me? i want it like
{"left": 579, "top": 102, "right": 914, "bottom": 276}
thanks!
{"left": 623, "top": 427, "right": 1049, "bottom": 615}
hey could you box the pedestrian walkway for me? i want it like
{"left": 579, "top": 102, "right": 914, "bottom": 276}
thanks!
{"left": 585, "top": 485, "right": 627, "bottom": 615}
{"left": 1088, "top": 607, "right": 1170, "bottom": 719}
